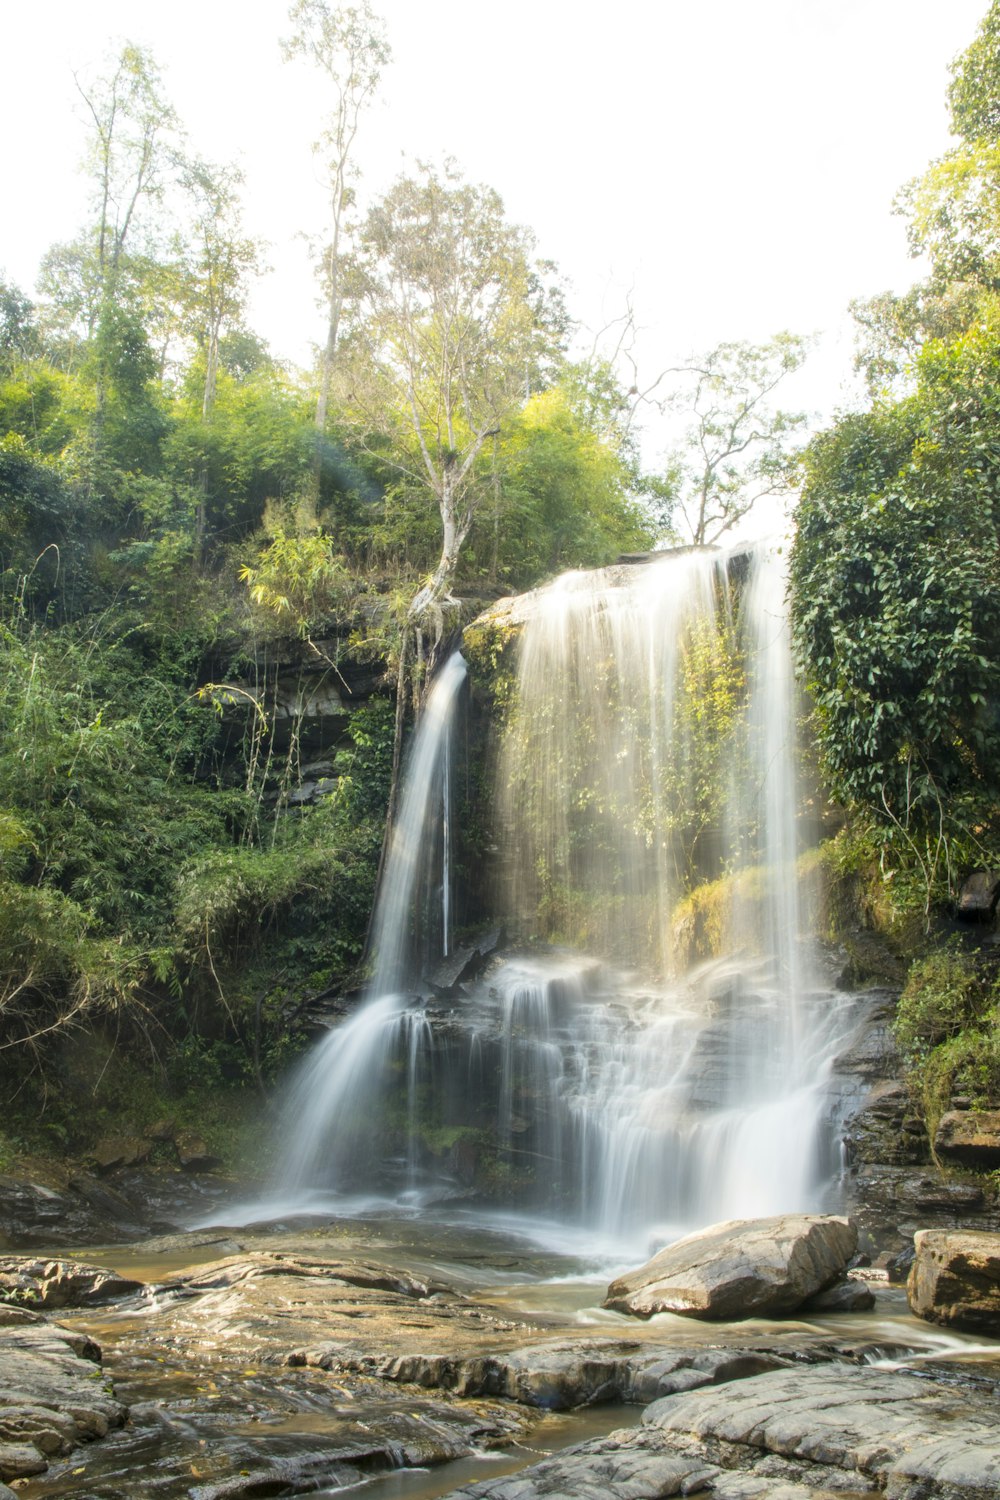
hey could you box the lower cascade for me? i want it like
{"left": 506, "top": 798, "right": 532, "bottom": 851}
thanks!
{"left": 270, "top": 542, "right": 869, "bottom": 1250}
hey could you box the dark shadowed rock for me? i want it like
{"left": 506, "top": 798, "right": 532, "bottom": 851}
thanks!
{"left": 846, "top": 1164, "right": 996, "bottom": 1254}
{"left": 934, "top": 1109, "right": 1000, "bottom": 1168}
{"left": 427, "top": 944, "right": 481, "bottom": 995}
{"left": 801, "top": 1276, "right": 876, "bottom": 1313}
{"left": 957, "top": 869, "right": 1000, "bottom": 920}
{"left": 844, "top": 1079, "right": 928, "bottom": 1166}
{"left": 89, "top": 1137, "right": 151, "bottom": 1173}
{"left": 907, "top": 1228, "right": 1000, "bottom": 1333}
{"left": 175, "top": 1132, "right": 222, "bottom": 1171}
{"left": 604, "top": 1215, "right": 857, "bottom": 1320}
{"left": 831, "top": 994, "right": 903, "bottom": 1080}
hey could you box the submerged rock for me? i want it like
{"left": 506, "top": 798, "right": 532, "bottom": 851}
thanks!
{"left": 907, "top": 1227, "right": 1000, "bottom": 1333}
{"left": 603, "top": 1215, "right": 857, "bottom": 1320}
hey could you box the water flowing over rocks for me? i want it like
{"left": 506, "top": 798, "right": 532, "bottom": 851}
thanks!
{"left": 603, "top": 1215, "right": 858, "bottom": 1320}
{"left": 907, "top": 1228, "right": 1000, "bottom": 1333}
{"left": 289, "top": 1337, "right": 832, "bottom": 1411}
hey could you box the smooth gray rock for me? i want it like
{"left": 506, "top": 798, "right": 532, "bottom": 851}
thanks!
{"left": 604, "top": 1215, "right": 857, "bottom": 1320}
{"left": 644, "top": 1363, "right": 1000, "bottom": 1496}
{"left": 907, "top": 1227, "right": 1000, "bottom": 1333}
{"left": 0, "top": 1316, "right": 126, "bottom": 1480}
{"left": 444, "top": 1433, "right": 716, "bottom": 1498}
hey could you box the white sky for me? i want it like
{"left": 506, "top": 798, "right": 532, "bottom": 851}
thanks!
{"left": 2, "top": 0, "right": 990, "bottom": 470}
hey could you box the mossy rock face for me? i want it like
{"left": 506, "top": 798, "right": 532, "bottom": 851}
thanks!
{"left": 669, "top": 854, "right": 829, "bottom": 971}
{"left": 837, "top": 932, "right": 907, "bottom": 990}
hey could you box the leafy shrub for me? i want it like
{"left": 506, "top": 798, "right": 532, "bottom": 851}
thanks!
{"left": 893, "top": 948, "right": 990, "bottom": 1058}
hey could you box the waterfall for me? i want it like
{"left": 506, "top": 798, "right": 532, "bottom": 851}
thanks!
{"left": 367, "top": 652, "right": 468, "bottom": 997}
{"left": 263, "top": 544, "right": 866, "bottom": 1246}
{"left": 271, "top": 653, "right": 467, "bottom": 1201}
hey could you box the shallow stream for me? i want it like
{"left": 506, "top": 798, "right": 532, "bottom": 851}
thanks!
{"left": 20, "top": 1209, "right": 1000, "bottom": 1500}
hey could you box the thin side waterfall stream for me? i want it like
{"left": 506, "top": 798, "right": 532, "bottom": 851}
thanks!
{"left": 251, "top": 544, "right": 868, "bottom": 1255}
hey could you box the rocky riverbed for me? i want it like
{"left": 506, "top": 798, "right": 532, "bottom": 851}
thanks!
{"left": 1, "top": 1209, "right": 999, "bottom": 1500}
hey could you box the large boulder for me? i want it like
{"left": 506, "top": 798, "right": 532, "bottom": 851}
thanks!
{"left": 603, "top": 1214, "right": 857, "bottom": 1320}
{"left": 907, "top": 1228, "right": 1000, "bottom": 1333}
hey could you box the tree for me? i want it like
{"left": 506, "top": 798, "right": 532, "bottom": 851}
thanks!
{"left": 790, "top": 319, "right": 1000, "bottom": 906}
{"left": 74, "top": 44, "right": 180, "bottom": 300}
{"left": 654, "top": 334, "right": 810, "bottom": 546}
{"left": 470, "top": 384, "right": 652, "bottom": 587}
{"left": 880, "top": 6, "right": 1000, "bottom": 327}
{"left": 281, "top": 0, "right": 390, "bottom": 454}
{"left": 179, "top": 159, "right": 263, "bottom": 424}
{"left": 0, "top": 280, "right": 39, "bottom": 374}
{"left": 341, "top": 162, "right": 566, "bottom": 634}
{"left": 41, "top": 43, "right": 184, "bottom": 472}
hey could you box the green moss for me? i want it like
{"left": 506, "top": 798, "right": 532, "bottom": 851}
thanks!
{"left": 670, "top": 852, "right": 829, "bottom": 969}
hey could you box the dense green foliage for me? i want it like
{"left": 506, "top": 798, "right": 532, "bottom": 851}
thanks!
{"left": 0, "top": 30, "right": 659, "bottom": 1147}
{"left": 789, "top": 3, "right": 1000, "bottom": 1159}
{"left": 792, "top": 3, "right": 1000, "bottom": 922}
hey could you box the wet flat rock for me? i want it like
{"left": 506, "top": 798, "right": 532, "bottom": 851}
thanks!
{"left": 27, "top": 1251, "right": 547, "bottom": 1498}
{"left": 291, "top": 1335, "right": 836, "bottom": 1411}
{"left": 446, "top": 1364, "right": 1000, "bottom": 1499}
{"left": 110, "top": 1250, "right": 546, "bottom": 1370}
{"left": 0, "top": 1305, "right": 125, "bottom": 1482}
{"left": 444, "top": 1431, "right": 856, "bottom": 1498}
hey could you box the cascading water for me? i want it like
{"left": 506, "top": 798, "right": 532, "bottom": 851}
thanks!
{"left": 271, "top": 652, "right": 467, "bottom": 1202}
{"left": 265, "top": 544, "right": 869, "bottom": 1248}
